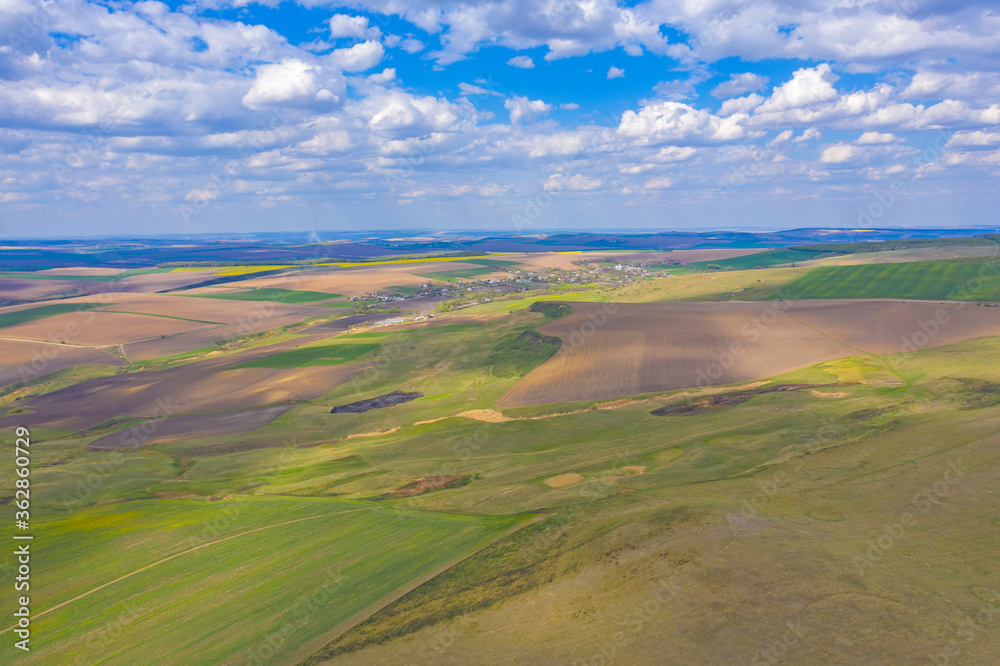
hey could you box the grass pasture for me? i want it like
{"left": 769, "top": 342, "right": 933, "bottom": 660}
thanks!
{"left": 0, "top": 498, "right": 521, "bottom": 665}
{"left": 777, "top": 259, "right": 1000, "bottom": 301}
{"left": 5, "top": 251, "right": 1000, "bottom": 666}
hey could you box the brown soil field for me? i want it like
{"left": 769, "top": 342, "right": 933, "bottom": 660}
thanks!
{"left": 0, "top": 278, "right": 96, "bottom": 303}
{"left": 84, "top": 292, "right": 316, "bottom": 324}
{"left": 232, "top": 262, "right": 483, "bottom": 295}
{"left": 36, "top": 267, "right": 125, "bottom": 276}
{"left": 122, "top": 312, "right": 313, "bottom": 361}
{"left": 0, "top": 340, "right": 126, "bottom": 387}
{"left": 783, "top": 299, "right": 1000, "bottom": 353}
{"left": 0, "top": 339, "right": 367, "bottom": 431}
{"left": 110, "top": 270, "right": 221, "bottom": 293}
{"left": 508, "top": 248, "right": 768, "bottom": 270}
{"left": 0, "top": 311, "right": 202, "bottom": 345}
{"left": 500, "top": 300, "right": 1000, "bottom": 406}
{"left": 500, "top": 302, "right": 850, "bottom": 406}
{"left": 86, "top": 405, "right": 297, "bottom": 450}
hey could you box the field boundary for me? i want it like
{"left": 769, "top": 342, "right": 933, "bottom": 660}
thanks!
{"left": 295, "top": 515, "right": 541, "bottom": 665}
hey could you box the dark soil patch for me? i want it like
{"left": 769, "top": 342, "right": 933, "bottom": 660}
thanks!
{"left": 651, "top": 383, "right": 840, "bottom": 416}
{"left": 382, "top": 474, "right": 471, "bottom": 498}
{"left": 86, "top": 405, "right": 296, "bottom": 450}
{"left": 956, "top": 378, "right": 1000, "bottom": 409}
{"left": 330, "top": 390, "right": 422, "bottom": 413}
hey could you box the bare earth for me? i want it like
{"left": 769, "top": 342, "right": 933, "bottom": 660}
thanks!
{"left": 0, "top": 339, "right": 126, "bottom": 387}
{"left": 499, "top": 300, "right": 1000, "bottom": 406}
{"left": 0, "top": 311, "right": 204, "bottom": 345}
{"left": 85, "top": 405, "right": 298, "bottom": 450}
{"left": 0, "top": 341, "right": 367, "bottom": 430}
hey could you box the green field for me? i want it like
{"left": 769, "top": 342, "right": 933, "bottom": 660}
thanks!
{"left": 236, "top": 341, "right": 380, "bottom": 368}
{"left": 0, "top": 302, "right": 104, "bottom": 328}
{"left": 234, "top": 325, "right": 481, "bottom": 369}
{"left": 0, "top": 498, "right": 519, "bottom": 665}
{"left": 186, "top": 288, "right": 343, "bottom": 303}
{"left": 686, "top": 248, "right": 824, "bottom": 271}
{"left": 775, "top": 259, "right": 1000, "bottom": 301}
{"left": 4, "top": 271, "right": 1000, "bottom": 664}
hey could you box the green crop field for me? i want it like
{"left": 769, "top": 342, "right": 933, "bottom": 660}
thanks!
{"left": 0, "top": 498, "right": 519, "bottom": 665}
{"left": 4, "top": 271, "right": 1000, "bottom": 664}
{"left": 186, "top": 288, "right": 343, "bottom": 303}
{"left": 775, "top": 259, "right": 1000, "bottom": 301}
{"left": 0, "top": 302, "right": 104, "bottom": 328}
{"left": 686, "top": 248, "right": 824, "bottom": 271}
{"left": 236, "top": 341, "right": 380, "bottom": 368}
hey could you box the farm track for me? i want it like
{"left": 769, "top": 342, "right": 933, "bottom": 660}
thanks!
{"left": 290, "top": 515, "right": 541, "bottom": 665}
{"left": 0, "top": 507, "right": 373, "bottom": 634}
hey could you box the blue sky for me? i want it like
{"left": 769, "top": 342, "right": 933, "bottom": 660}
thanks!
{"left": 1, "top": 0, "right": 999, "bottom": 236}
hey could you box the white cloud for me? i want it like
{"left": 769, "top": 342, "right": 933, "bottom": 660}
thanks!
{"left": 712, "top": 73, "right": 769, "bottom": 99}
{"left": 856, "top": 131, "right": 897, "bottom": 144}
{"left": 643, "top": 176, "right": 673, "bottom": 189}
{"left": 618, "top": 101, "right": 745, "bottom": 143}
{"left": 399, "top": 38, "right": 424, "bottom": 54}
{"left": 459, "top": 82, "right": 502, "bottom": 97}
{"left": 505, "top": 96, "right": 552, "bottom": 123}
{"left": 947, "top": 130, "right": 1000, "bottom": 147}
{"left": 368, "top": 68, "right": 396, "bottom": 84}
{"left": 560, "top": 103, "right": 581, "bottom": 110}
{"left": 769, "top": 129, "right": 793, "bottom": 146}
{"left": 507, "top": 55, "right": 534, "bottom": 69}
{"left": 756, "top": 64, "right": 839, "bottom": 115}
{"left": 821, "top": 144, "right": 858, "bottom": 164}
{"left": 607, "top": 66, "right": 625, "bottom": 79}
{"left": 794, "top": 128, "right": 823, "bottom": 143}
{"left": 328, "top": 41, "right": 384, "bottom": 72}
{"left": 242, "top": 59, "right": 319, "bottom": 108}
{"left": 329, "top": 15, "right": 380, "bottom": 40}
{"left": 719, "top": 93, "right": 764, "bottom": 116}
{"left": 545, "top": 173, "right": 602, "bottom": 191}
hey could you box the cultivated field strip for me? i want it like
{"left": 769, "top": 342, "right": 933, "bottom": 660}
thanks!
{"left": 500, "top": 299, "right": 1000, "bottom": 406}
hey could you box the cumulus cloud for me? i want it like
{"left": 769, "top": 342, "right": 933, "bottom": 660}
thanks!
{"left": 756, "top": 64, "right": 839, "bottom": 115}
{"left": 545, "top": 173, "right": 602, "bottom": 191}
{"left": 947, "top": 130, "right": 1000, "bottom": 147}
{"left": 507, "top": 55, "right": 534, "bottom": 69}
{"left": 618, "top": 101, "right": 745, "bottom": 143}
{"left": 820, "top": 143, "right": 858, "bottom": 164}
{"left": 712, "top": 73, "right": 769, "bottom": 98}
{"left": 607, "top": 66, "right": 625, "bottom": 79}
{"left": 856, "top": 131, "right": 898, "bottom": 144}
{"left": 242, "top": 59, "right": 319, "bottom": 108}
{"left": 719, "top": 93, "right": 764, "bottom": 116}
{"left": 505, "top": 96, "right": 552, "bottom": 123}
{"left": 329, "top": 15, "right": 381, "bottom": 40}
{"left": 643, "top": 176, "right": 673, "bottom": 189}
{"left": 328, "top": 41, "right": 385, "bottom": 72}
{"left": 6, "top": 0, "right": 1000, "bottom": 230}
